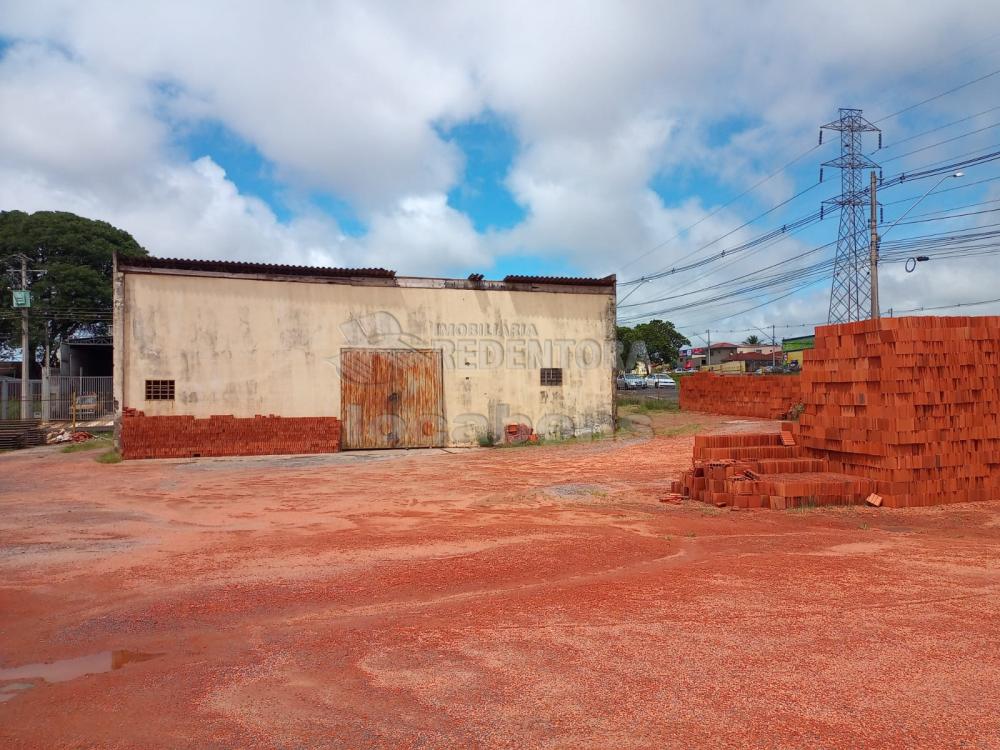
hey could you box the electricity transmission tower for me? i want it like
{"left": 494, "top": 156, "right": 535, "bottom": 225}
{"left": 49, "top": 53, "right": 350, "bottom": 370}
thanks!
{"left": 820, "top": 108, "right": 881, "bottom": 323}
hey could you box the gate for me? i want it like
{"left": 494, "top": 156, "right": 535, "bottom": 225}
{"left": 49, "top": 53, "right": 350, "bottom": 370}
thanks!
{"left": 0, "top": 376, "right": 113, "bottom": 421}
{"left": 340, "top": 349, "right": 445, "bottom": 449}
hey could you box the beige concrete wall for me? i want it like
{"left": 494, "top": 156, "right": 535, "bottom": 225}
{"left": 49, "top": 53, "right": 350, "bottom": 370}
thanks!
{"left": 119, "top": 272, "right": 616, "bottom": 446}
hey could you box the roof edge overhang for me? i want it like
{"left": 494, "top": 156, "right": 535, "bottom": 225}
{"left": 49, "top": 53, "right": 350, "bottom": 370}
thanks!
{"left": 116, "top": 254, "right": 616, "bottom": 295}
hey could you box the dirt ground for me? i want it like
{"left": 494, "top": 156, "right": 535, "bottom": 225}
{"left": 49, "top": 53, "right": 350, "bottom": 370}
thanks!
{"left": 1, "top": 407, "right": 999, "bottom": 749}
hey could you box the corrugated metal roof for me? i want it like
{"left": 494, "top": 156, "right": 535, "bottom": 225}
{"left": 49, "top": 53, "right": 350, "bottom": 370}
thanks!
{"left": 502, "top": 274, "right": 616, "bottom": 287}
{"left": 119, "top": 255, "right": 396, "bottom": 279}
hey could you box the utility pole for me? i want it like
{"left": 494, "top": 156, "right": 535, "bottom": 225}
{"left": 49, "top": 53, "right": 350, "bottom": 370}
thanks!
{"left": 20, "top": 254, "right": 29, "bottom": 419}
{"left": 706, "top": 329, "right": 711, "bottom": 368}
{"left": 870, "top": 170, "right": 880, "bottom": 320}
{"left": 772, "top": 324, "right": 776, "bottom": 368}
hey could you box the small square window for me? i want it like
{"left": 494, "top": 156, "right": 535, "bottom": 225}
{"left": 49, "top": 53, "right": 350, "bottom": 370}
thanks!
{"left": 145, "top": 379, "right": 175, "bottom": 400}
{"left": 540, "top": 368, "right": 563, "bottom": 386}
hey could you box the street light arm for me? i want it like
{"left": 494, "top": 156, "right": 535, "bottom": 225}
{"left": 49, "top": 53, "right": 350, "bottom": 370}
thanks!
{"left": 871, "top": 170, "right": 962, "bottom": 320}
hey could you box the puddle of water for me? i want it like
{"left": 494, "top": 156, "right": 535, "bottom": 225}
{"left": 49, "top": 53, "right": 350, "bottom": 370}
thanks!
{"left": 0, "top": 650, "right": 162, "bottom": 700}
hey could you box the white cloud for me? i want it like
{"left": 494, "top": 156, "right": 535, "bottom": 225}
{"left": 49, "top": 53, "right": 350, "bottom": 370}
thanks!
{"left": 0, "top": 42, "right": 164, "bottom": 184}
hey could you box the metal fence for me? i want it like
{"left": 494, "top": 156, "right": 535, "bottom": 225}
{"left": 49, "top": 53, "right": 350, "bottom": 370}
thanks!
{"left": 0, "top": 375, "right": 114, "bottom": 422}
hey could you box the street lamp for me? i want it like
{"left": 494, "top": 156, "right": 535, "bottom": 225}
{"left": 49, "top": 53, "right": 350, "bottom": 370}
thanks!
{"left": 871, "top": 171, "right": 963, "bottom": 319}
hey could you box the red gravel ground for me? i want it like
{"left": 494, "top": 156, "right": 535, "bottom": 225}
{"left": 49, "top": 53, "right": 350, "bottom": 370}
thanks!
{"left": 1, "top": 410, "right": 999, "bottom": 749}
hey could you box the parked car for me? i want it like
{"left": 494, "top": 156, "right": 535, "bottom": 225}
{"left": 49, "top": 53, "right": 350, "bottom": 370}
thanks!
{"left": 73, "top": 392, "right": 99, "bottom": 420}
{"left": 623, "top": 374, "right": 647, "bottom": 389}
{"left": 646, "top": 373, "right": 676, "bottom": 388}
{"left": 615, "top": 374, "right": 629, "bottom": 390}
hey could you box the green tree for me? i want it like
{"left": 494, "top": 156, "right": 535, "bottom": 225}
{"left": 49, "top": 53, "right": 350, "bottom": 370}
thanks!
{"left": 743, "top": 334, "right": 762, "bottom": 346}
{"left": 0, "top": 211, "right": 147, "bottom": 363}
{"left": 617, "top": 319, "right": 689, "bottom": 370}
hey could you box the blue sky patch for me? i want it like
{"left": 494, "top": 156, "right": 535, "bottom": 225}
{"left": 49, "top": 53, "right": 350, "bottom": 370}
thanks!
{"left": 176, "top": 119, "right": 292, "bottom": 221}
{"left": 706, "top": 114, "right": 760, "bottom": 149}
{"left": 440, "top": 112, "right": 526, "bottom": 232}
{"left": 488, "top": 253, "right": 583, "bottom": 279}
{"left": 174, "top": 118, "right": 366, "bottom": 235}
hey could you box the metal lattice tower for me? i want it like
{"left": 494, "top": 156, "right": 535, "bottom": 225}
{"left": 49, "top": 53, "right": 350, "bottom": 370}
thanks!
{"left": 820, "top": 108, "right": 880, "bottom": 323}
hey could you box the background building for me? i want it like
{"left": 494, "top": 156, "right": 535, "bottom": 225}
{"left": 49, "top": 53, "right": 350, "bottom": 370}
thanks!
{"left": 680, "top": 342, "right": 739, "bottom": 370}
{"left": 722, "top": 351, "right": 778, "bottom": 372}
{"left": 59, "top": 336, "right": 113, "bottom": 377}
{"left": 781, "top": 334, "right": 816, "bottom": 368}
{"left": 114, "top": 256, "right": 616, "bottom": 453}
{"left": 736, "top": 343, "right": 782, "bottom": 357}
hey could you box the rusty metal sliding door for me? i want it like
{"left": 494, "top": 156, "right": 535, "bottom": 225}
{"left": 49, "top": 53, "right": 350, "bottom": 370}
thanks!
{"left": 340, "top": 349, "right": 444, "bottom": 449}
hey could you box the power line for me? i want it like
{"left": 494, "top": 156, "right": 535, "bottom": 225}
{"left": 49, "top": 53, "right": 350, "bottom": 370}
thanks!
{"left": 620, "top": 205, "right": 834, "bottom": 308}
{"left": 620, "top": 127, "right": 995, "bottom": 292}
{"left": 896, "top": 143, "right": 1000, "bottom": 177}
{"left": 621, "top": 203, "right": 1000, "bottom": 313}
{"left": 621, "top": 222, "right": 1000, "bottom": 324}
{"left": 619, "top": 179, "right": 827, "bottom": 286}
{"left": 617, "top": 145, "right": 826, "bottom": 274}
{"left": 620, "top": 47, "right": 1000, "bottom": 294}
{"left": 667, "top": 294, "right": 1000, "bottom": 340}
{"left": 617, "top": 203, "right": 831, "bottom": 289}
{"left": 873, "top": 65, "right": 1000, "bottom": 124}
{"left": 879, "top": 120, "right": 1000, "bottom": 164}
{"left": 886, "top": 296, "right": 1000, "bottom": 315}
{"left": 876, "top": 105, "right": 1000, "bottom": 151}
{"left": 881, "top": 205, "right": 1000, "bottom": 227}
{"left": 884, "top": 196, "right": 1000, "bottom": 219}
{"left": 618, "top": 239, "right": 836, "bottom": 309}
{"left": 881, "top": 173, "right": 1000, "bottom": 205}
{"left": 622, "top": 150, "right": 1000, "bottom": 304}
{"left": 666, "top": 275, "right": 831, "bottom": 330}
{"left": 618, "top": 71, "right": 1000, "bottom": 325}
{"left": 620, "top": 150, "right": 1000, "bottom": 313}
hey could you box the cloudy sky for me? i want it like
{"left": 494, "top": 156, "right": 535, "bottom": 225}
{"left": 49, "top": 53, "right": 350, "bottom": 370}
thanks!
{"left": 2, "top": 1, "right": 1000, "bottom": 340}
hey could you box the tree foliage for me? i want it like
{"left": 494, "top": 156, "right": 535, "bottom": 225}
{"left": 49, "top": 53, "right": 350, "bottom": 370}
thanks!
{"left": 0, "top": 211, "right": 147, "bottom": 361}
{"left": 617, "top": 318, "right": 689, "bottom": 370}
{"left": 743, "top": 334, "right": 762, "bottom": 345}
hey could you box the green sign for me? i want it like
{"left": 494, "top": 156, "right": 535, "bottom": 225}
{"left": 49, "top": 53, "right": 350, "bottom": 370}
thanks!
{"left": 12, "top": 290, "right": 31, "bottom": 308}
{"left": 781, "top": 334, "right": 815, "bottom": 353}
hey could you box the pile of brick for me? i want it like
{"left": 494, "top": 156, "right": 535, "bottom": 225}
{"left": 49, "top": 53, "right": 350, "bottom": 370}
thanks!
{"left": 504, "top": 423, "right": 538, "bottom": 444}
{"left": 679, "top": 372, "right": 803, "bottom": 419}
{"left": 798, "top": 316, "right": 1000, "bottom": 507}
{"left": 121, "top": 410, "right": 341, "bottom": 459}
{"left": 673, "top": 424, "right": 875, "bottom": 509}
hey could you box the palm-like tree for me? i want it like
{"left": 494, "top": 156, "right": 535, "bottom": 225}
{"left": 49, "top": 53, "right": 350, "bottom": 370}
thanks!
{"left": 743, "top": 334, "right": 762, "bottom": 346}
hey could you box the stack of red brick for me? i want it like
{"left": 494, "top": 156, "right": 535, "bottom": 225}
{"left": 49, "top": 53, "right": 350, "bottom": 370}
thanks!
{"left": 798, "top": 316, "right": 1000, "bottom": 507}
{"left": 121, "top": 410, "right": 342, "bottom": 459}
{"left": 673, "top": 423, "right": 874, "bottom": 509}
{"left": 679, "top": 372, "right": 802, "bottom": 419}
{"left": 505, "top": 423, "right": 538, "bottom": 444}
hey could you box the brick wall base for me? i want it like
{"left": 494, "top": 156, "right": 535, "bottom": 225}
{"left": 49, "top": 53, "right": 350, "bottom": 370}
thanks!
{"left": 121, "top": 411, "right": 342, "bottom": 459}
{"left": 679, "top": 373, "right": 803, "bottom": 419}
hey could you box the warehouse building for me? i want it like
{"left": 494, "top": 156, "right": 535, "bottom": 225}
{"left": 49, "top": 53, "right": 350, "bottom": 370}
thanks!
{"left": 113, "top": 256, "right": 616, "bottom": 457}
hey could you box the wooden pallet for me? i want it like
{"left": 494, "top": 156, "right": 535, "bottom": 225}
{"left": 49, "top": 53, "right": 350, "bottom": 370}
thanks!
{"left": 0, "top": 420, "right": 45, "bottom": 450}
